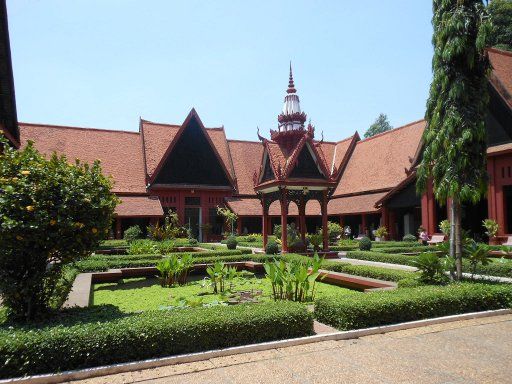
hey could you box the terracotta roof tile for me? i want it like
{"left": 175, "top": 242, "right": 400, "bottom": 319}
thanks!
{"left": 227, "top": 140, "right": 263, "bottom": 195}
{"left": 328, "top": 192, "right": 388, "bottom": 215}
{"left": 488, "top": 48, "right": 512, "bottom": 108}
{"left": 487, "top": 142, "right": 512, "bottom": 156}
{"left": 19, "top": 123, "right": 147, "bottom": 194}
{"left": 140, "top": 120, "right": 180, "bottom": 178}
{"left": 205, "top": 128, "right": 236, "bottom": 181}
{"left": 333, "top": 120, "right": 425, "bottom": 196}
{"left": 115, "top": 196, "right": 164, "bottom": 217}
{"left": 226, "top": 197, "right": 322, "bottom": 216}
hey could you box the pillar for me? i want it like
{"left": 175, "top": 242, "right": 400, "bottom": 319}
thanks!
{"left": 115, "top": 217, "right": 122, "bottom": 239}
{"left": 299, "top": 197, "right": 306, "bottom": 245}
{"left": 421, "top": 180, "right": 437, "bottom": 236}
{"left": 280, "top": 189, "right": 289, "bottom": 253}
{"left": 381, "top": 206, "right": 389, "bottom": 239}
{"left": 237, "top": 217, "right": 242, "bottom": 236}
{"left": 321, "top": 190, "right": 328, "bottom": 250}
{"left": 361, "top": 214, "right": 367, "bottom": 237}
{"left": 262, "top": 196, "right": 269, "bottom": 249}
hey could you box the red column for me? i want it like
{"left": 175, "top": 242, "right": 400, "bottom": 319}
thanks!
{"left": 421, "top": 180, "right": 437, "bottom": 236}
{"left": 237, "top": 217, "right": 243, "bottom": 235}
{"left": 322, "top": 190, "right": 328, "bottom": 250}
{"left": 115, "top": 218, "right": 122, "bottom": 239}
{"left": 299, "top": 197, "right": 306, "bottom": 244}
{"left": 262, "top": 196, "right": 268, "bottom": 249}
{"left": 361, "top": 214, "right": 367, "bottom": 237}
{"left": 280, "top": 189, "right": 288, "bottom": 253}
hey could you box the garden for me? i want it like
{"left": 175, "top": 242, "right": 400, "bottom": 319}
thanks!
{"left": 0, "top": 137, "right": 512, "bottom": 380}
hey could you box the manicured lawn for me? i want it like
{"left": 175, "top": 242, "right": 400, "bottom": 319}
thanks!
{"left": 92, "top": 275, "right": 358, "bottom": 312}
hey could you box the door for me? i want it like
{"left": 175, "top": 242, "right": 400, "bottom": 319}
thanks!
{"left": 184, "top": 207, "right": 201, "bottom": 241}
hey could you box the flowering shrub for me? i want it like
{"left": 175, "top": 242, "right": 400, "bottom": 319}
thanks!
{"left": 0, "top": 137, "right": 118, "bottom": 320}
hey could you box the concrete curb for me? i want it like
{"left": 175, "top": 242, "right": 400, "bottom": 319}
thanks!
{"left": 3, "top": 308, "right": 511, "bottom": 384}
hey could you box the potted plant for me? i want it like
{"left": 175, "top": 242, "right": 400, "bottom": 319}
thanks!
{"left": 482, "top": 219, "right": 499, "bottom": 245}
{"left": 374, "top": 226, "right": 388, "bottom": 242}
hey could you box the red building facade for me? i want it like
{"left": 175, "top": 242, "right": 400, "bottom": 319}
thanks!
{"left": 17, "top": 49, "right": 512, "bottom": 242}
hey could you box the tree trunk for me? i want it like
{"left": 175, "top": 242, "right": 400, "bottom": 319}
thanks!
{"left": 453, "top": 199, "right": 463, "bottom": 280}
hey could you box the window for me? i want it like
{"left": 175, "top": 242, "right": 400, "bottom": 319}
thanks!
{"left": 185, "top": 197, "right": 201, "bottom": 206}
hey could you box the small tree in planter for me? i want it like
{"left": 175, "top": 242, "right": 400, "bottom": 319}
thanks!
{"left": 217, "top": 206, "right": 237, "bottom": 236}
{"left": 0, "top": 137, "right": 118, "bottom": 320}
{"left": 374, "top": 226, "right": 388, "bottom": 241}
{"left": 482, "top": 219, "right": 499, "bottom": 245}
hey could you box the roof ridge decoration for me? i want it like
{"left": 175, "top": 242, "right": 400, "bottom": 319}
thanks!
{"left": 147, "top": 108, "right": 236, "bottom": 188}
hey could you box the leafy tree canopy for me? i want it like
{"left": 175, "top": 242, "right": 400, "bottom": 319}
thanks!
{"left": 0, "top": 136, "right": 119, "bottom": 320}
{"left": 364, "top": 113, "right": 393, "bottom": 138}
{"left": 489, "top": 0, "right": 512, "bottom": 51}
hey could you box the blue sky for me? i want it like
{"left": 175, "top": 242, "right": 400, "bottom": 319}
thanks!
{"left": 7, "top": 1, "right": 433, "bottom": 142}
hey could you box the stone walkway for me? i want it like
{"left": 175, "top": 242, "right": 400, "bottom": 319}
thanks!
{"left": 69, "top": 314, "right": 512, "bottom": 384}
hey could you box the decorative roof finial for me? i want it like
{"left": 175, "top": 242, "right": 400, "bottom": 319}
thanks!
{"left": 287, "top": 61, "right": 296, "bottom": 94}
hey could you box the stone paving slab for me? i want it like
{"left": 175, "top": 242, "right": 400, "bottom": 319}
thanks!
{"left": 68, "top": 314, "right": 512, "bottom": 384}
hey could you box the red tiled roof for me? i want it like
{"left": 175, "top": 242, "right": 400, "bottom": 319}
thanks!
{"left": 115, "top": 196, "right": 164, "bottom": 217}
{"left": 227, "top": 140, "right": 264, "bottom": 195}
{"left": 333, "top": 120, "right": 425, "bottom": 196}
{"left": 226, "top": 196, "right": 322, "bottom": 216}
{"left": 487, "top": 142, "right": 512, "bottom": 156}
{"left": 19, "top": 123, "right": 147, "bottom": 194}
{"left": 328, "top": 192, "right": 388, "bottom": 215}
{"left": 140, "top": 120, "right": 180, "bottom": 178}
{"left": 488, "top": 48, "right": 512, "bottom": 109}
{"left": 205, "top": 128, "right": 236, "bottom": 181}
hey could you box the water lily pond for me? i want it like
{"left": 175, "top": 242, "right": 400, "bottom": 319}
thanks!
{"left": 92, "top": 274, "right": 358, "bottom": 312}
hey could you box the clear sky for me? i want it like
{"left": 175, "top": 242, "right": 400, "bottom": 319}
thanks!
{"left": 7, "top": 0, "right": 433, "bottom": 142}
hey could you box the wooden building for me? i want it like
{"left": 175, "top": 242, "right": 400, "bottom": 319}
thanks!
{"left": 14, "top": 48, "right": 512, "bottom": 241}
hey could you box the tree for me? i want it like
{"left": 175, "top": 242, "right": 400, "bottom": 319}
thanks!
{"left": 364, "top": 113, "right": 393, "bottom": 138}
{"left": 488, "top": 0, "right": 512, "bottom": 51}
{"left": 216, "top": 206, "right": 237, "bottom": 235}
{"left": 0, "top": 136, "right": 118, "bottom": 320}
{"left": 417, "top": 0, "right": 491, "bottom": 280}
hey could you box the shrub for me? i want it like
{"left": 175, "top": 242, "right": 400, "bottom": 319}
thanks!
{"left": 266, "top": 240, "right": 279, "bottom": 255}
{"left": 0, "top": 302, "right": 313, "bottom": 378}
{"left": 128, "top": 239, "right": 159, "bottom": 255}
{"left": 246, "top": 234, "right": 257, "bottom": 243}
{"left": 188, "top": 238, "right": 198, "bottom": 246}
{"left": 147, "top": 213, "right": 183, "bottom": 241}
{"left": 226, "top": 235, "right": 238, "bottom": 250}
{"left": 411, "top": 252, "right": 448, "bottom": 284}
{"left": 315, "top": 283, "right": 512, "bottom": 330}
{"left": 359, "top": 237, "right": 372, "bottom": 251}
{"left": 439, "top": 219, "right": 451, "bottom": 237}
{"left": 374, "top": 226, "right": 388, "bottom": 239}
{"left": 403, "top": 234, "right": 417, "bottom": 242}
{"left": 482, "top": 219, "right": 499, "bottom": 239}
{"left": 123, "top": 225, "right": 142, "bottom": 243}
{"left": 309, "top": 234, "right": 323, "bottom": 251}
{"left": 325, "top": 221, "right": 342, "bottom": 244}
{"left": 0, "top": 137, "right": 118, "bottom": 320}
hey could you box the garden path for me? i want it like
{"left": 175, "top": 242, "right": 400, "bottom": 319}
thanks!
{"left": 70, "top": 313, "right": 512, "bottom": 384}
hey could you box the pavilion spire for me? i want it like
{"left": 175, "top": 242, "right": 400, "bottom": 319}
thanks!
{"left": 287, "top": 62, "right": 296, "bottom": 94}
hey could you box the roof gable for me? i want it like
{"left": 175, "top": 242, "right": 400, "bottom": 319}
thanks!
{"left": 288, "top": 142, "right": 326, "bottom": 179}
{"left": 150, "top": 109, "right": 234, "bottom": 188}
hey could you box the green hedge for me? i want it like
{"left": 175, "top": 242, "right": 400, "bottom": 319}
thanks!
{"left": 376, "top": 246, "right": 430, "bottom": 254}
{"left": 315, "top": 283, "right": 512, "bottom": 330}
{"left": 76, "top": 251, "right": 267, "bottom": 272}
{"left": 0, "top": 302, "right": 313, "bottom": 378}
{"left": 346, "top": 250, "right": 416, "bottom": 266}
{"left": 346, "top": 250, "right": 512, "bottom": 278}
{"left": 372, "top": 241, "right": 425, "bottom": 248}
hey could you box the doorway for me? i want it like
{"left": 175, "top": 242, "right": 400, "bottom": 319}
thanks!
{"left": 184, "top": 207, "right": 201, "bottom": 241}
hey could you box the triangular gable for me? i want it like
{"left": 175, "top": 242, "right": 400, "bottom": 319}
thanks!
{"left": 149, "top": 109, "right": 234, "bottom": 187}
{"left": 288, "top": 141, "right": 327, "bottom": 179}
{"left": 260, "top": 150, "right": 276, "bottom": 183}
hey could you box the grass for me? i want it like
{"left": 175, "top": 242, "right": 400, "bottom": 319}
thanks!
{"left": 92, "top": 275, "right": 358, "bottom": 312}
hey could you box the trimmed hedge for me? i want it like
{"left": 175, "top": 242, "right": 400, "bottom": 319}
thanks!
{"left": 346, "top": 250, "right": 512, "bottom": 278}
{"left": 346, "top": 250, "right": 415, "bottom": 266}
{"left": 281, "top": 254, "right": 416, "bottom": 285}
{"left": 315, "top": 283, "right": 512, "bottom": 330}
{"left": 376, "top": 246, "right": 430, "bottom": 254}
{"left": 0, "top": 302, "right": 313, "bottom": 378}
{"left": 372, "top": 241, "right": 425, "bottom": 248}
{"left": 76, "top": 251, "right": 269, "bottom": 272}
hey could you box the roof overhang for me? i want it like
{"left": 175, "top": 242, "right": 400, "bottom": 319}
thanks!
{"left": 115, "top": 195, "right": 164, "bottom": 218}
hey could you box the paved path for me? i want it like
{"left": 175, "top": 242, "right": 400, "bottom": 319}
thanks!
{"left": 70, "top": 314, "right": 512, "bottom": 384}
{"left": 335, "top": 255, "right": 418, "bottom": 272}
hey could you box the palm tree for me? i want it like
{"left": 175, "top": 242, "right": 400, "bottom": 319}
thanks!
{"left": 417, "top": 0, "right": 492, "bottom": 280}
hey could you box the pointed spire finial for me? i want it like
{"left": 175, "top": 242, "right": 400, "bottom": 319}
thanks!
{"left": 287, "top": 62, "right": 296, "bottom": 94}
